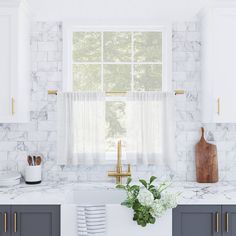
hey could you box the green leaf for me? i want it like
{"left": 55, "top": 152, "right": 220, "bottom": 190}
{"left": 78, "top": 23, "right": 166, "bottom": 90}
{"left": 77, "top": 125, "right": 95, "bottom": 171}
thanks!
{"left": 149, "top": 216, "right": 156, "bottom": 224}
{"left": 121, "top": 200, "right": 133, "bottom": 208}
{"left": 126, "top": 177, "right": 132, "bottom": 186}
{"left": 157, "top": 182, "right": 172, "bottom": 193}
{"left": 133, "top": 200, "right": 141, "bottom": 210}
{"left": 149, "top": 176, "right": 157, "bottom": 184}
{"left": 133, "top": 213, "right": 138, "bottom": 221}
{"left": 130, "top": 185, "right": 140, "bottom": 191}
{"left": 148, "top": 185, "right": 155, "bottom": 190}
{"left": 141, "top": 221, "right": 146, "bottom": 227}
{"left": 150, "top": 188, "right": 161, "bottom": 200}
{"left": 116, "top": 184, "right": 126, "bottom": 190}
{"left": 139, "top": 179, "right": 148, "bottom": 188}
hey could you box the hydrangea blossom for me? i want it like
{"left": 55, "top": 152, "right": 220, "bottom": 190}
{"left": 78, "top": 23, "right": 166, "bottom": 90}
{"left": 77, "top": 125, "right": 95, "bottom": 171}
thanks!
{"left": 137, "top": 189, "right": 154, "bottom": 207}
{"left": 150, "top": 193, "right": 178, "bottom": 217}
{"left": 150, "top": 199, "right": 165, "bottom": 218}
{"left": 161, "top": 193, "right": 178, "bottom": 209}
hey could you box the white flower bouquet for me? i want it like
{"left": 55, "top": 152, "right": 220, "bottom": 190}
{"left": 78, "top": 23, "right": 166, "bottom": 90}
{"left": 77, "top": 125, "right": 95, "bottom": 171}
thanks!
{"left": 116, "top": 176, "right": 179, "bottom": 227}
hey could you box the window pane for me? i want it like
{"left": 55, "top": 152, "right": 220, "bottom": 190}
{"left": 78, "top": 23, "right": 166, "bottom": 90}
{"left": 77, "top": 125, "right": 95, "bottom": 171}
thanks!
{"left": 104, "top": 32, "right": 131, "bottom": 62}
{"left": 134, "top": 32, "right": 162, "bottom": 62}
{"left": 104, "top": 65, "right": 131, "bottom": 92}
{"left": 73, "top": 64, "right": 101, "bottom": 91}
{"left": 134, "top": 64, "right": 162, "bottom": 91}
{"left": 106, "top": 101, "right": 126, "bottom": 152}
{"left": 73, "top": 32, "right": 101, "bottom": 62}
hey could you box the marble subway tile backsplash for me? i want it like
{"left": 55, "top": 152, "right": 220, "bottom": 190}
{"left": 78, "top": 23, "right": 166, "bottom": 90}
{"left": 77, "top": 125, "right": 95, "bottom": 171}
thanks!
{"left": 0, "top": 21, "right": 235, "bottom": 182}
{"left": 0, "top": 22, "right": 61, "bottom": 174}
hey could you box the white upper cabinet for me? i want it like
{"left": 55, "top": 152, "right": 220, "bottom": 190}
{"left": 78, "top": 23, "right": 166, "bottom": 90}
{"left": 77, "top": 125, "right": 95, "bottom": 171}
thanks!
{"left": 0, "top": 0, "right": 30, "bottom": 123}
{"left": 201, "top": 7, "right": 236, "bottom": 123}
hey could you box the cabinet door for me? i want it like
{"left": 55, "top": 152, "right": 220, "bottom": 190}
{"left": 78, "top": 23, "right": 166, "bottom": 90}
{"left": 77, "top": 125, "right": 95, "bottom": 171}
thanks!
{"left": 0, "top": 206, "right": 10, "bottom": 236}
{"left": 222, "top": 205, "right": 236, "bottom": 236}
{"left": 11, "top": 205, "right": 60, "bottom": 236}
{"left": 0, "top": 8, "right": 16, "bottom": 122}
{"left": 173, "top": 205, "right": 221, "bottom": 236}
{"left": 212, "top": 9, "right": 236, "bottom": 122}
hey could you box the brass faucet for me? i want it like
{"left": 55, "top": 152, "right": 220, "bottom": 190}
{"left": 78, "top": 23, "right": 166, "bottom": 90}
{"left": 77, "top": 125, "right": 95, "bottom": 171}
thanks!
{"left": 108, "top": 140, "right": 131, "bottom": 184}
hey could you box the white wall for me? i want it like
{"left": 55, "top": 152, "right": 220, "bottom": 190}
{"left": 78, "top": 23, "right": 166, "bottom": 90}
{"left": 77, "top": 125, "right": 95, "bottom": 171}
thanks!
{"left": 28, "top": 0, "right": 233, "bottom": 22}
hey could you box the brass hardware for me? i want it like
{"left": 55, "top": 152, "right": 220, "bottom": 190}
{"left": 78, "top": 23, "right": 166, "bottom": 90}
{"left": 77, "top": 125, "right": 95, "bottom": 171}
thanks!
{"left": 11, "top": 97, "right": 15, "bottom": 115}
{"left": 4, "top": 212, "right": 7, "bottom": 233}
{"left": 48, "top": 90, "right": 58, "bottom": 95}
{"left": 48, "top": 90, "right": 185, "bottom": 96}
{"left": 108, "top": 140, "right": 131, "bottom": 184}
{"left": 106, "top": 90, "right": 185, "bottom": 96}
{"left": 225, "top": 212, "right": 229, "bottom": 233}
{"left": 217, "top": 97, "right": 220, "bottom": 115}
{"left": 105, "top": 91, "right": 126, "bottom": 96}
{"left": 215, "top": 212, "right": 219, "bottom": 233}
{"left": 174, "top": 89, "right": 185, "bottom": 95}
{"left": 107, "top": 171, "right": 132, "bottom": 177}
{"left": 13, "top": 213, "right": 17, "bottom": 233}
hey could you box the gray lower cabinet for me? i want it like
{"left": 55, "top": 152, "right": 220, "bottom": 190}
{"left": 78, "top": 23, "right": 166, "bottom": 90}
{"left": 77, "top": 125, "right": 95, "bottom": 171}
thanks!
{"left": 173, "top": 205, "right": 221, "bottom": 236}
{"left": 222, "top": 205, "right": 236, "bottom": 236}
{"left": 173, "top": 205, "right": 236, "bottom": 236}
{"left": 0, "top": 205, "right": 11, "bottom": 236}
{"left": 0, "top": 205, "right": 60, "bottom": 236}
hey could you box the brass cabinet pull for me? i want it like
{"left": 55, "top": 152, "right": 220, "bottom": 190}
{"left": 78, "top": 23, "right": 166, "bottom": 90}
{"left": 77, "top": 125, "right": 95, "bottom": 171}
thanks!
{"left": 217, "top": 97, "right": 220, "bottom": 115}
{"left": 225, "top": 212, "right": 229, "bottom": 233}
{"left": 215, "top": 212, "right": 219, "bottom": 233}
{"left": 13, "top": 212, "right": 17, "bottom": 233}
{"left": 12, "top": 97, "right": 15, "bottom": 115}
{"left": 4, "top": 212, "right": 7, "bottom": 233}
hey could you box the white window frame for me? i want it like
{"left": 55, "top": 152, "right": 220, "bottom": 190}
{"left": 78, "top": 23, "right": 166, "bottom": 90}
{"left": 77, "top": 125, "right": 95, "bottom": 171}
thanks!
{"left": 62, "top": 24, "right": 172, "bottom": 92}
{"left": 62, "top": 23, "right": 172, "bottom": 162}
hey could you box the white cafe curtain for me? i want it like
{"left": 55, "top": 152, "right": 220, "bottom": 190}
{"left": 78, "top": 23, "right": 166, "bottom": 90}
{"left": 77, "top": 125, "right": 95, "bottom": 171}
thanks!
{"left": 126, "top": 92, "right": 176, "bottom": 168}
{"left": 57, "top": 92, "right": 105, "bottom": 165}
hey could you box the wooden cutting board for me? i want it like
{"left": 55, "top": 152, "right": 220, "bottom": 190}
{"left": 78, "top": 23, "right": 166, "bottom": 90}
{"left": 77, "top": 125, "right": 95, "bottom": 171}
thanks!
{"left": 195, "top": 127, "right": 219, "bottom": 183}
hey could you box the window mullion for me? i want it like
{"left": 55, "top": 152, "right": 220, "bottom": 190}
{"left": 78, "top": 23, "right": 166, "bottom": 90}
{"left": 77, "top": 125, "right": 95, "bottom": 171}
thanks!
{"left": 101, "top": 32, "right": 104, "bottom": 91}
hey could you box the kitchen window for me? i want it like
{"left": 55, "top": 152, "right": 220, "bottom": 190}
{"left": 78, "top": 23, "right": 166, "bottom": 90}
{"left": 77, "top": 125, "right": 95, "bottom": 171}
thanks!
{"left": 63, "top": 26, "right": 172, "bottom": 160}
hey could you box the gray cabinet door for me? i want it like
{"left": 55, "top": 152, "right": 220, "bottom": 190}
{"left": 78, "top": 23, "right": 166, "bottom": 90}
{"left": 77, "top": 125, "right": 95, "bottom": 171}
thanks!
{"left": 173, "top": 205, "right": 221, "bottom": 236}
{"left": 222, "top": 205, "right": 236, "bottom": 236}
{"left": 0, "top": 206, "right": 10, "bottom": 236}
{"left": 11, "top": 205, "right": 60, "bottom": 236}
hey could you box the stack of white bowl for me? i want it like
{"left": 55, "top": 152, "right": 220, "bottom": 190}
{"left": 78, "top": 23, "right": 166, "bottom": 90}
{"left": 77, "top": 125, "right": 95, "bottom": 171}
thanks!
{"left": 0, "top": 171, "right": 21, "bottom": 187}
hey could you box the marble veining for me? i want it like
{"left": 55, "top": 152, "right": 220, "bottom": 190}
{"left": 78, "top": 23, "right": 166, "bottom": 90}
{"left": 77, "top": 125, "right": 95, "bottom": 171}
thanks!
{"left": 1, "top": 182, "right": 236, "bottom": 205}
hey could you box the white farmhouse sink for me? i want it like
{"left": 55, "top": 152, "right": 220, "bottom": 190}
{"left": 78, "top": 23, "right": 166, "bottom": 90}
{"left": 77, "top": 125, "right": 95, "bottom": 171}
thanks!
{"left": 71, "top": 188, "right": 126, "bottom": 205}
{"left": 62, "top": 186, "right": 172, "bottom": 236}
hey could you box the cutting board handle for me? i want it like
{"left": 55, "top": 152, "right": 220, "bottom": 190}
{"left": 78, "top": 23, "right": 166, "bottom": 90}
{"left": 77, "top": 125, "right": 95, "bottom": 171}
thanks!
{"left": 201, "top": 127, "right": 204, "bottom": 140}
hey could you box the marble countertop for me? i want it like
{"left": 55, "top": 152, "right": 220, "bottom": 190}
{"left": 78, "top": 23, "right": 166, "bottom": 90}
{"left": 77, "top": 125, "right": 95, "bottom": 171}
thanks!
{"left": 1, "top": 181, "right": 236, "bottom": 205}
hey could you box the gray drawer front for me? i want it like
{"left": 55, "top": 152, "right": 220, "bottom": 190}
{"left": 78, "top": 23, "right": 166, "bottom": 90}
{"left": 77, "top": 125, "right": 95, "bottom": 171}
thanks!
{"left": 12, "top": 205, "right": 60, "bottom": 236}
{"left": 173, "top": 205, "right": 221, "bottom": 236}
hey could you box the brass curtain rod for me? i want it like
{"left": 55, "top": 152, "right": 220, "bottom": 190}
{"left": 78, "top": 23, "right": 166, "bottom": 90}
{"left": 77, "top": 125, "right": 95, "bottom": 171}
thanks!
{"left": 48, "top": 89, "right": 185, "bottom": 95}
